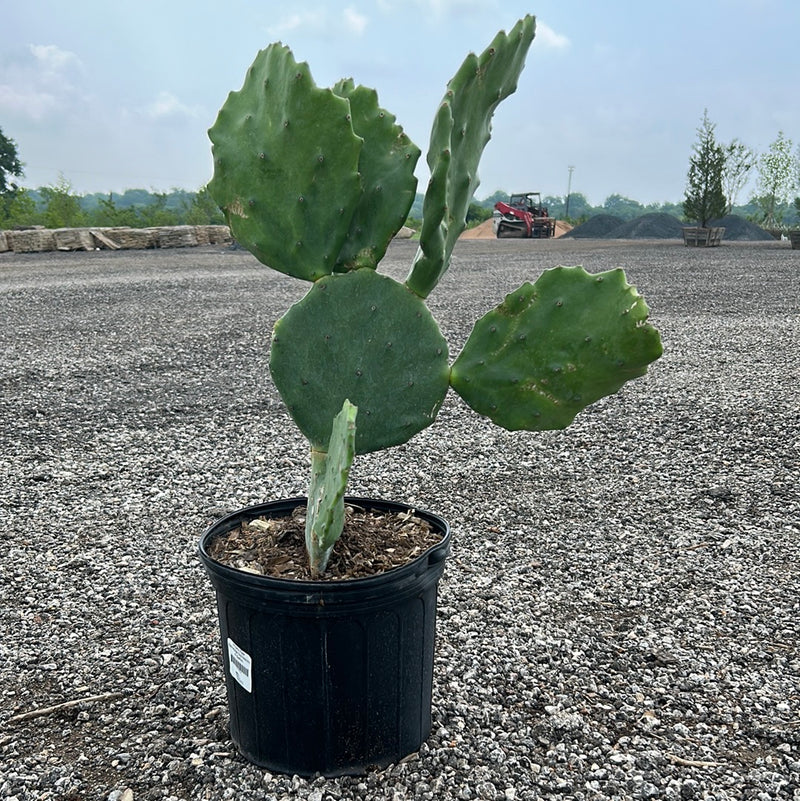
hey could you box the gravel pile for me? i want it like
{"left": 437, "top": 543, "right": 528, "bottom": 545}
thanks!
{"left": 562, "top": 214, "right": 624, "bottom": 238}
{"left": 565, "top": 214, "right": 774, "bottom": 242}
{"left": 707, "top": 216, "right": 776, "bottom": 242}
{"left": 609, "top": 213, "right": 684, "bottom": 239}
{"left": 1, "top": 239, "right": 798, "bottom": 800}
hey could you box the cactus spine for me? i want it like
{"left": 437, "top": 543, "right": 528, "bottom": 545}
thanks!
{"left": 208, "top": 15, "right": 663, "bottom": 575}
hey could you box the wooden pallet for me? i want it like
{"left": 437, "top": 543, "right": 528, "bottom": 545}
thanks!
{"left": 682, "top": 226, "right": 725, "bottom": 247}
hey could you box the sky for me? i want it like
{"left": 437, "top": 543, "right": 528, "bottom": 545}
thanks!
{"left": 2, "top": 0, "right": 799, "bottom": 206}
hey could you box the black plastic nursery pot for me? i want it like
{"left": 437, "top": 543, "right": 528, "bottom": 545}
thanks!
{"left": 198, "top": 497, "right": 451, "bottom": 777}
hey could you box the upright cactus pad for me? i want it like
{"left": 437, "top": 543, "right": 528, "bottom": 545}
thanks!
{"left": 208, "top": 44, "right": 420, "bottom": 281}
{"left": 331, "top": 79, "right": 421, "bottom": 271}
{"left": 450, "top": 266, "right": 663, "bottom": 431}
{"left": 406, "top": 15, "right": 536, "bottom": 298}
{"left": 306, "top": 400, "right": 358, "bottom": 576}
{"left": 208, "top": 43, "right": 362, "bottom": 281}
{"left": 270, "top": 269, "right": 450, "bottom": 454}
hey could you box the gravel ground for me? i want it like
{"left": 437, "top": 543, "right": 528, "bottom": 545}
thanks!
{"left": 1, "top": 238, "right": 798, "bottom": 801}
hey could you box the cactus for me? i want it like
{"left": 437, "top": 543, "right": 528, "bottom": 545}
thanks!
{"left": 208, "top": 15, "right": 663, "bottom": 576}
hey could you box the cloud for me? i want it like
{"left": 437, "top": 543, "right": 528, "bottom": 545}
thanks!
{"left": 266, "top": 10, "right": 324, "bottom": 37}
{"left": 29, "top": 44, "right": 83, "bottom": 74}
{"left": 377, "top": 0, "right": 485, "bottom": 18}
{"left": 534, "top": 22, "right": 570, "bottom": 50}
{"left": 344, "top": 7, "right": 368, "bottom": 35}
{"left": 266, "top": 7, "right": 368, "bottom": 38}
{"left": 0, "top": 83, "right": 58, "bottom": 120}
{"left": 0, "top": 44, "right": 86, "bottom": 120}
{"left": 142, "top": 91, "right": 203, "bottom": 121}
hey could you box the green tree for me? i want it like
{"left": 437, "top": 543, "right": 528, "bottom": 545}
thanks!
{"left": 603, "top": 194, "right": 644, "bottom": 221}
{"left": 480, "top": 189, "right": 511, "bottom": 208}
{"left": 755, "top": 131, "right": 796, "bottom": 227}
{"left": 0, "top": 187, "right": 37, "bottom": 228}
{"left": 465, "top": 201, "right": 492, "bottom": 225}
{"left": 184, "top": 185, "right": 226, "bottom": 225}
{"left": 0, "top": 127, "right": 23, "bottom": 196}
{"left": 40, "top": 175, "right": 86, "bottom": 228}
{"left": 137, "top": 192, "right": 179, "bottom": 226}
{"left": 0, "top": 127, "right": 25, "bottom": 226}
{"left": 683, "top": 110, "right": 726, "bottom": 227}
{"left": 89, "top": 193, "right": 139, "bottom": 227}
{"left": 722, "top": 139, "right": 756, "bottom": 214}
{"left": 560, "top": 192, "right": 593, "bottom": 221}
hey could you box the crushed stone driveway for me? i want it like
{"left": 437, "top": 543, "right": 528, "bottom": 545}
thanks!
{"left": 1, "top": 238, "right": 799, "bottom": 800}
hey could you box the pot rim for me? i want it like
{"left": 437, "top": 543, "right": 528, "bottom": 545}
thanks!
{"left": 198, "top": 495, "right": 450, "bottom": 594}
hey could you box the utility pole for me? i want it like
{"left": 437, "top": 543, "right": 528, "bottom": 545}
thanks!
{"left": 565, "top": 165, "right": 575, "bottom": 220}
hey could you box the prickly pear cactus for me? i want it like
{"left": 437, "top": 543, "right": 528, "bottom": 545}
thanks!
{"left": 331, "top": 79, "right": 421, "bottom": 271}
{"left": 208, "top": 44, "right": 360, "bottom": 281}
{"left": 208, "top": 15, "right": 663, "bottom": 575}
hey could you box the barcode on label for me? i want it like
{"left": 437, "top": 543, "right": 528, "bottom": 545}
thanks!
{"left": 226, "top": 637, "right": 252, "bottom": 693}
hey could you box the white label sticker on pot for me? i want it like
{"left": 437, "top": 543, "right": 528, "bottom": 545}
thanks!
{"left": 227, "top": 638, "right": 252, "bottom": 693}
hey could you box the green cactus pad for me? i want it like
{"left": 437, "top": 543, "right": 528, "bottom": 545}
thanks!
{"left": 331, "top": 79, "right": 420, "bottom": 271}
{"left": 271, "top": 269, "right": 450, "bottom": 453}
{"left": 407, "top": 15, "right": 536, "bottom": 298}
{"left": 408, "top": 102, "right": 452, "bottom": 296}
{"left": 450, "top": 266, "right": 663, "bottom": 431}
{"left": 306, "top": 399, "right": 357, "bottom": 576}
{"left": 208, "top": 43, "right": 362, "bottom": 281}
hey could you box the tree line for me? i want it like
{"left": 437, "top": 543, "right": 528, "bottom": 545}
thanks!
{"left": 2, "top": 119, "right": 800, "bottom": 232}
{"left": 0, "top": 174, "right": 225, "bottom": 231}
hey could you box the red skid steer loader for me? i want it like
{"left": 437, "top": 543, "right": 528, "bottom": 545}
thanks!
{"left": 493, "top": 192, "right": 556, "bottom": 238}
